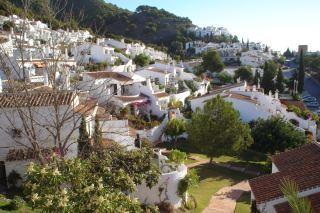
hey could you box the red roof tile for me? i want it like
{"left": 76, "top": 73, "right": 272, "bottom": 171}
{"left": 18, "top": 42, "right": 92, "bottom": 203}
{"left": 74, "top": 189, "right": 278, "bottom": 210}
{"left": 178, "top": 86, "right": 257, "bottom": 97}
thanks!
{"left": 249, "top": 164, "right": 320, "bottom": 204}
{"left": 84, "top": 71, "right": 132, "bottom": 82}
{"left": 0, "top": 91, "right": 76, "bottom": 108}
{"left": 271, "top": 143, "right": 320, "bottom": 172}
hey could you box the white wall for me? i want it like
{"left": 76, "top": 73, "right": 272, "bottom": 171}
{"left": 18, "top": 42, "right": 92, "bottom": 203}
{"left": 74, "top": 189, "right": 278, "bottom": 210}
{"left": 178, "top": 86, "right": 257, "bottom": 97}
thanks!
{"left": 134, "top": 164, "right": 187, "bottom": 208}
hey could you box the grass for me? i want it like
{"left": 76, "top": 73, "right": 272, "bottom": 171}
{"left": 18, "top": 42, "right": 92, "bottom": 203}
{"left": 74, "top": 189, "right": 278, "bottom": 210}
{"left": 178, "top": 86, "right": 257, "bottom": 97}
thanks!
{"left": 235, "top": 192, "right": 251, "bottom": 213}
{"left": 0, "top": 197, "right": 36, "bottom": 213}
{"left": 189, "top": 150, "right": 270, "bottom": 173}
{"left": 189, "top": 164, "right": 252, "bottom": 213}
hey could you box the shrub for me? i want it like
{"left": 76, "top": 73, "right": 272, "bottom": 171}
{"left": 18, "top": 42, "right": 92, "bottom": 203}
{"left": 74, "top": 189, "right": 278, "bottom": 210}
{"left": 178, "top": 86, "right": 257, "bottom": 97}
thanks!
{"left": 7, "top": 196, "right": 25, "bottom": 210}
{"left": 168, "top": 150, "right": 187, "bottom": 165}
{"left": 177, "top": 169, "right": 199, "bottom": 198}
{"left": 157, "top": 201, "right": 174, "bottom": 213}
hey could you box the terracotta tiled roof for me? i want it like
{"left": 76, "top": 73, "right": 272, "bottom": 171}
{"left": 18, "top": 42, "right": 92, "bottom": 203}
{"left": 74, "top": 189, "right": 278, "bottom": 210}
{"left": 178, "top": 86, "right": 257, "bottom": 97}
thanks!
{"left": 0, "top": 91, "right": 76, "bottom": 108}
{"left": 274, "top": 192, "right": 320, "bottom": 213}
{"left": 154, "top": 92, "right": 170, "bottom": 98}
{"left": 280, "top": 99, "right": 306, "bottom": 111}
{"left": 228, "top": 92, "right": 258, "bottom": 104}
{"left": 249, "top": 164, "right": 320, "bottom": 204}
{"left": 191, "top": 83, "right": 245, "bottom": 100}
{"left": 115, "top": 94, "right": 149, "bottom": 103}
{"left": 84, "top": 71, "right": 133, "bottom": 82}
{"left": 271, "top": 143, "right": 320, "bottom": 171}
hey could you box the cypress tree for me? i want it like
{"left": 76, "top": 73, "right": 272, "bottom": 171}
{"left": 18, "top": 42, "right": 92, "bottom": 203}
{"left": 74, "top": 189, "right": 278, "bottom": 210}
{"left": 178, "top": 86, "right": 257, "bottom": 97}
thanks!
{"left": 276, "top": 68, "right": 284, "bottom": 93}
{"left": 297, "top": 50, "right": 305, "bottom": 93}
{"left": 253, "top": 69, "right": 261, "bottom": 85}
{"left": 78, "top": 116, "right": 90, "bottom": 158}
{"left": 93, "top": 117, "right": 103, "bottom": 149}
{"left": 261, "top": 60, "right": 277, "bottom": 93}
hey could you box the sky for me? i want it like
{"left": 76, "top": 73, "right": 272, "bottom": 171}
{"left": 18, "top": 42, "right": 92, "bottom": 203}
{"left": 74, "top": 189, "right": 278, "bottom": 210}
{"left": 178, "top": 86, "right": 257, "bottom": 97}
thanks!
{"left": 106, "top": 0, "right": 320, "bottom": 52}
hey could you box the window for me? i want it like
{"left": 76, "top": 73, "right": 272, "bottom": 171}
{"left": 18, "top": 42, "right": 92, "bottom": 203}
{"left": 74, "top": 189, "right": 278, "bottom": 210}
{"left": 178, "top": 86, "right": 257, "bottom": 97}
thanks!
{"left": 12, "top": 128, "right": 22, "bottom": 138}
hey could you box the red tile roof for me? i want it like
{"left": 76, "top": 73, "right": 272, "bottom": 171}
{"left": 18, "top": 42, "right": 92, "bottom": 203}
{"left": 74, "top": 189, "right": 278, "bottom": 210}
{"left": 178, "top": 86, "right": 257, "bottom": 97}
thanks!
{"left": 249, "top": 163, "right": 320, "bottom": 204}
{"left": 274, "top": 192, "right": 320, "bottom": 213}
{"left": 191, "top": 83, "right": 245, "bottom": 100}
{"left": 154, "top": 92, "right": 169, "bottom": 98}
{"left": 84, "top": 71, "right": 133, "bottom": 82}
{"left": 0, "top": 91, "right": 76, "bottom": 108}
{"left": 271, "top": 143, "right": 320, "bottom": 171}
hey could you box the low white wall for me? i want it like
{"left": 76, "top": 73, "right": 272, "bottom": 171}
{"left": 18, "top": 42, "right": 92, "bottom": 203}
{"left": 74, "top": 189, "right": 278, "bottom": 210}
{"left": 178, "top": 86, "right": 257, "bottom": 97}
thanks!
{"left": 133, "top": 164, "right": 187, "bottom": 208}
{"left": 171, "top": 91, "right": 191, "bottom": 105}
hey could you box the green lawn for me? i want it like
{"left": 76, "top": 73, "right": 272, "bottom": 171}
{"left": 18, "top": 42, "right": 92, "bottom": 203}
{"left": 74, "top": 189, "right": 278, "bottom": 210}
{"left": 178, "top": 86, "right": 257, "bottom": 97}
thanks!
{"left": 235, "top": 192, "right": 251, "bottom": 213}
{"left": 190, "top": 150, "right": 270, "bottom": 173}
{"left": 189, "top": 164, "right": 252, "bottom": 213}
{"left": 0, "top": 198, "right": 36, "bottom": 213}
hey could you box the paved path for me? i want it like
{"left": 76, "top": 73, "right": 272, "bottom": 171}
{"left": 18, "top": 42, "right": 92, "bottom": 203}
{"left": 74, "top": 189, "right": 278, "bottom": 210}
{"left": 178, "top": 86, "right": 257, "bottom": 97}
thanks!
{"left": 202, "top": 180, "right": 250, "bottom": 213}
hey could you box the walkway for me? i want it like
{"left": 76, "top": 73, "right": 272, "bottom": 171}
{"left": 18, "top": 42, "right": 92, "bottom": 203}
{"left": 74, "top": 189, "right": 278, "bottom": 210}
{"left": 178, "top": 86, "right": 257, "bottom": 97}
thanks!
{"left": 202, "top": 180, "right": 250, "bottom": 213}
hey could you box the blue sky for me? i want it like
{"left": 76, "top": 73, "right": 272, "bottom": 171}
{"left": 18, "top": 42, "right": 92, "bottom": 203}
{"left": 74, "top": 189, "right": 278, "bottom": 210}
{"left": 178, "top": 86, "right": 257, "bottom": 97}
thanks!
{"left": 106, "top": 0, "right": 320, "bottom": 52}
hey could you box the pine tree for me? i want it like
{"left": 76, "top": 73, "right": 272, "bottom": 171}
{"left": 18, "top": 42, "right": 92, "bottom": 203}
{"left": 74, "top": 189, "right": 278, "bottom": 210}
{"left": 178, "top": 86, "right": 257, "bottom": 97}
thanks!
{"left": 298, "top": 50, "right": 305, "bottom": 93}
{"left": 93, "top": 117, "right": 103, "bottom": 149}
{"left": 78, "top": 116, "right": 90, "bottom": 158}
{"left": 276, "top": 68, "right": 284, "bottom": 93}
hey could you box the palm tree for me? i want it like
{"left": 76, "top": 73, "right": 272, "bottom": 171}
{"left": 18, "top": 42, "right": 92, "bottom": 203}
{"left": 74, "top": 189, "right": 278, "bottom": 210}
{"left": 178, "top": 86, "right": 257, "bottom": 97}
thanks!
{"left": 280, "top": 178, "right": 312, "bottom": 213}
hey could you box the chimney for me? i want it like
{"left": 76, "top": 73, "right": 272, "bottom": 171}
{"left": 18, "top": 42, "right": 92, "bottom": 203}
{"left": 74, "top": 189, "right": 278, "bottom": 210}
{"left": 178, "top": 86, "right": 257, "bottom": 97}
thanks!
{"left": 275, "top": 89, "right": 279, "bottom": 99}
{"left": 268, "top": 90, "right": 272, "bottom": 97}
{"left": 146, "top": 78, "right": 154, "bottom": 93}
{"left": 65, "top": 48, "right": 68, "bottom": 59}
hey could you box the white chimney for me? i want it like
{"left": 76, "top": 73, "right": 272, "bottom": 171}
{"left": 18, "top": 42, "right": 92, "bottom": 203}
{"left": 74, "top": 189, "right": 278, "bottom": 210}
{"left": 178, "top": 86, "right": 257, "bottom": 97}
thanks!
{"left": 252, "top": 85, "right": 257, "bottom": 92}
{"left": 65, "top": 48, "right": 68, "bottom": 59}
{"left": 64, "top": 70, "right": 70, "bottom": 90}
{"left": 269, "top": 90, "right": 272, "bottom": 97}
{"left": 275, "top": 89, "right": 279, "bottom": 99}
{"left": 146, "top": 78, "right": 154, "bottom": 93}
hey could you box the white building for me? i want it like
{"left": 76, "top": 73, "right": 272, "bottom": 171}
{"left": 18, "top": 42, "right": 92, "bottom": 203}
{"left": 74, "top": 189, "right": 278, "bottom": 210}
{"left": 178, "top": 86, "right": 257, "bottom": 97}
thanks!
{"left": 249, "top": 143, "right": 320, "bottom": 212}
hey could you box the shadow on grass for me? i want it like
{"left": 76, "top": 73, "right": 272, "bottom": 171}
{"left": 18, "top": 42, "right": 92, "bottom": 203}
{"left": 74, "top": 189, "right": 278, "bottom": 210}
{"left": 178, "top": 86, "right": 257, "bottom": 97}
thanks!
{"left": 192, "top": 163, "right": 252, "bottom": 182}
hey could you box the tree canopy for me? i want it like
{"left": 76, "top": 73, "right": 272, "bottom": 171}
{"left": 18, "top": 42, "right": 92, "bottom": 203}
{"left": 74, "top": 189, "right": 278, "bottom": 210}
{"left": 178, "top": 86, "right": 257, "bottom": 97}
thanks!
{"left": 234, "top": 66, "right": 253, "bottom": 82}
{"left": 25, "top": 147, "right": 160, "bottom": 212}
{"left": 133, "top": 53, "right": 151, "bottom": 67}
{"left": 187, "top": 96, "right": 253, "bottom": 163}
{"left": 201, "top": 50, "right": 224, "bottom": 73}
{"left": 261, "top": 60, "right": 278, "bottom": 93}
{"left": 250, "top": 117, "right": 307, "bottom": 154}
{"left": 165, "top": 118, "right": 186, "bottom": 145}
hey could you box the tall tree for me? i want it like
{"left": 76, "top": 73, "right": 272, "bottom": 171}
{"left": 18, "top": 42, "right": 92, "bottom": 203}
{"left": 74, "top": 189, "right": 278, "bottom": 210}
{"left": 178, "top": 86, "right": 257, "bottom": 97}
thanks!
{"left": 187, "top": 96, "right": 253, "bottom": 163}
{"left": 93, "top": 117, "right": 103, "bottom": 149}
{"left": 253, "top": 69, "right": 261, "bottom": 85}
{"left": 133, "top": 53, "right": 150, "bottom": 67}
{"left": 78, "top": 116, "right": 90, "bottom": 158}
{"left": 234, "top": 66, "right": 253, "bottom": 82}
{"left": 250, "top": 117, "right": 307, "bottom": 154}
{"left": 261, "top": 60, "right": 278, "bottom": 93}
{"left": 298, "top": 50, "right": 305, "bottom": 93}
{"left": 201, "top": 50, "right": 224, "bottom": 73}
{"left": 276, "top": 68, "right": 285, "bottom": 93}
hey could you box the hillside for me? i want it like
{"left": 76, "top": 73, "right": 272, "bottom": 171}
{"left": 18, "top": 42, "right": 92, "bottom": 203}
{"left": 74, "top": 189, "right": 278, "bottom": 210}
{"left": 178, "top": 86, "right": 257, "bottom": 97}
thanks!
{"left": 1, "top": 0, "right": 195, "bottom": 57}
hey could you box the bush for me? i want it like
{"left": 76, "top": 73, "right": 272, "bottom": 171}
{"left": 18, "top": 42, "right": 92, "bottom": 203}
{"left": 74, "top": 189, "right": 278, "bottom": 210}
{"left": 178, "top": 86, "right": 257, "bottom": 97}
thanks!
{"left": 7, "top": 196, "right": 25, "bottom": 210}
{"left": 184, "top": 195, "right": 197, "bottom": 210}
{"left": 168, "top": 150, "right": 187, "bottom": 165}
{"left": 177, "top": 169, "right": 199, "bottom": 198}
{"left": 157, "top": 201, "right": 174, "bottom": 213}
